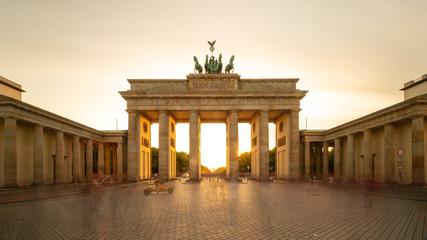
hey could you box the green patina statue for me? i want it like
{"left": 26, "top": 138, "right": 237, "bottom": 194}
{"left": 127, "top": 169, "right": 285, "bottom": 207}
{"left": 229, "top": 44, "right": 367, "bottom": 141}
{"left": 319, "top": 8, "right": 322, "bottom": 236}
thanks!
{"left": 225, "top": 55, "right": 235, "bottom": 74}
{"left": 193, "top": 56, "right": 203, "bottom": 74}
{"left": 193, "top": 41, "right": 233, "bottom": 74}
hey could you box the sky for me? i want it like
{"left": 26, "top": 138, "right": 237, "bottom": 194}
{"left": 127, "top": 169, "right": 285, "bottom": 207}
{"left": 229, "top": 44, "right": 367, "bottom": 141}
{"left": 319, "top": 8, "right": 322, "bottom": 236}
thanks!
{"left": 1, "top": 0, "right": 427, "bottom": 169}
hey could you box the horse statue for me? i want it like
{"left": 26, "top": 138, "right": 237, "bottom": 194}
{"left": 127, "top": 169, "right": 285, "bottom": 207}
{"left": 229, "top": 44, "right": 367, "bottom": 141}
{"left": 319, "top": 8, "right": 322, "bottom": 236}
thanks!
{"left": 225, "top": 55, "right": 235, "bottom": 74}
{"left": 217, "top": 54, "right": 223, "bottom": 73}
{"left": 204, "top": 55, "right": 209, "bottom": 73}
{"left": 193, "top": 56, "right": 203, "bottom": 74}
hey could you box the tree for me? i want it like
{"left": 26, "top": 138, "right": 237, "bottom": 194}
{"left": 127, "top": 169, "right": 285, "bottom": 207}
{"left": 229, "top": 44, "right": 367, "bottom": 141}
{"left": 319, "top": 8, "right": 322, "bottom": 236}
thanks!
{"left": 201, "top": 165, "right": 212, "bottom": 173}
{"left": 269, "top": 147, "right": 276, "bottom": 172}
{"left": 151, "top": 147, "right": 158, "bottom": 173}
{"left": 214, "top": 167, "right": 226, "bottom": 173}
{"left": 176, "top": 151, "right": 189, "bottom": 173}
{"left": 239, "top": 152, "right": 251, "bottom": 173}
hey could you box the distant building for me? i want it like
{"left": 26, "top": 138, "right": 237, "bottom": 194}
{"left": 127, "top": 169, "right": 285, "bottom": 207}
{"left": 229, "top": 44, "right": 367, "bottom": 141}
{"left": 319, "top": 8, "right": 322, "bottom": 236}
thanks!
{"left": 0, "top": 75, "right": 25, "bottom": 101}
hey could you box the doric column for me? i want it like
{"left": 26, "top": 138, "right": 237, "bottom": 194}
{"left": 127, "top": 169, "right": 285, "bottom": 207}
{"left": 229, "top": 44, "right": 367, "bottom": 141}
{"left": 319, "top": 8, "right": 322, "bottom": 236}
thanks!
{"left": 86, "top": 140, "right": 93, "bottom": 181}
{"left": 127, "top": 111, "right": 140, "bottom": 179}
{"left": 55, "top": 131, "right": 65, "bottom": 184}
{"left": 259, "top": 110, "right": 269, "bottom": 181}
{"left": 189, "top": 111, "right": 201, "bottom": 181}
{"left": 346, "top": 134, "right": 355, "bottom": 180}
{"left": 33, "top": 125, "right": 44, "bottom": 185}
{"left": 73, "top": 136, "right": 81, "bottom": 181}
{"left": 98, "top": 142, "right": 104, "bottom": 177}
{"left": 334, "top": 138, "right": 341, "bottom": 180}
{"left": 227, "top": 110, "right": 239, "bottom": 181}
{"left": 289, "top": 110, "right": 301, "bottom": 179}
{"left": 304, "top": 141, "right": 311, "bottom": 180}
{"left": 322, "top": 141, "right": 329, "bottom": 180}
{"left": 159, "top": 111, "right": 171, "bottom": 179}
{"left": 363, "top": 129, "right": 372, "bottom": 181}
{"left": 117, "top": 142, "right": 123, "bottom": 178}
{"left": 384, "top": 124, "right": 394, "bottom": 183}
{"left": 412, "top": 117, "right": 425, "bottom": 185}
{"left": 315, "top": 143, "right": 322, "bottom": 179}
{"left": 4, "top": 118, "right": 17, "bottom": 187}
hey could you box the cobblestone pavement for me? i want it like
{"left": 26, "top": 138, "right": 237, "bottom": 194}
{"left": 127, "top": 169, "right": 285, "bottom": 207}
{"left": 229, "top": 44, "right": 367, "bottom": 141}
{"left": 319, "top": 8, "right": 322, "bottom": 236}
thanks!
{"left": 0, "top": 179, "right": 426, "bottom": 240}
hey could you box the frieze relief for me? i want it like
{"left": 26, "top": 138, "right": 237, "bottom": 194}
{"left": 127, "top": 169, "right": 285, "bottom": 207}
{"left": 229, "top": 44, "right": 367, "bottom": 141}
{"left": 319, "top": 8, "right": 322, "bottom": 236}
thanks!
{"left": 188, "top": 74, "right": 239, "bottom": 90}
{"left": 132, "top": 97, "right": 297, "bottom": 107}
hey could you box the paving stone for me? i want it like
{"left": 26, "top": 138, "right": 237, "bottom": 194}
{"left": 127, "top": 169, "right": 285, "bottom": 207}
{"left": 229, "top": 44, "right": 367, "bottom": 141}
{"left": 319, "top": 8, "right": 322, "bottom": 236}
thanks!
{"left": 0, "top": 180, "right": 425, "bottom": 239}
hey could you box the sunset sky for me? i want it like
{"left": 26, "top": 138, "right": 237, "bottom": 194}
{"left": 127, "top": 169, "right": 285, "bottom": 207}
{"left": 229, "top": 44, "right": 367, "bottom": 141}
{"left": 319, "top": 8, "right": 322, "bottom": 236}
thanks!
{"left": 1, "top": 1, "right": 426, "bottom": 169}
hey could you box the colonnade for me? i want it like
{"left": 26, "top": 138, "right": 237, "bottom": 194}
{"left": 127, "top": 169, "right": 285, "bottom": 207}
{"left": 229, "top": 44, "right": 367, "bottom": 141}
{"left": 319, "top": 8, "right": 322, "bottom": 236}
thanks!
{"left": 302, "top": 116, "right": 426, "bottom": 185}
{"left": 0, "top": 117, "right": 125, "bottom": 187}
{"left": 127, "top": 109, "right": 301, "bottom": 181}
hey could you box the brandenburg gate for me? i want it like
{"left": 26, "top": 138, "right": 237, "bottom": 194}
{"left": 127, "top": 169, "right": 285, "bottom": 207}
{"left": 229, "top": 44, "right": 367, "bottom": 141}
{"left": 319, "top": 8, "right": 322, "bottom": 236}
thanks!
{"left": 120, "top": 73, "right": 307, "bottom": 181}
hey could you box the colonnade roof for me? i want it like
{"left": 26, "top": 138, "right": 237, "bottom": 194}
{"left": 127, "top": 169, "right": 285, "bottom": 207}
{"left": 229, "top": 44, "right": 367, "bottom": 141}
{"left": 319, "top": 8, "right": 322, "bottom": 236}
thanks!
{"left": 300, "top": 93, "right": 427, "bottom": 142}
{"left": 0, "top": 95, "right": 126, "bottom": 142}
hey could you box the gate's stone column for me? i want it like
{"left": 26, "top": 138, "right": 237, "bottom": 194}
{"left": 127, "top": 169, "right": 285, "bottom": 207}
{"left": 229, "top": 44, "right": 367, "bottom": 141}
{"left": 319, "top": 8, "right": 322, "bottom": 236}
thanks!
{"left": 127, "top": 111, "right": 140, "bottom": 179}
{"left": 412, "top": 116, "right": 425, "bottom": 185}
{"left": 86, "top": 140, "right": 93, "bottom": 181}
{"left": 33, "top": 125, "right": 44, "bottom": 185}
{"left": 322, "top": 141, "right": 329, "bottom": 180}
{"left": 334, "top": 138, "right": 341, "bottom": 180}
{"left": 159, "top": 111, "right": 171, "bottom": 179}
{"left": 363, "top": 129, "right": 372, "bottom": 181}
{"left": 226, "top": 110, "right": 239, "bottom": 181}
{"left": 73, "top": 136, "right": 81, "bottom": 181}
{"left": 259, "top": 110, "right": 269, "bottom": 181}
{"left": 384, "top": 124, "right": 394, "bottom": 183}
{"left": 4, "top": 118, "right": 17, "bottom": 187}
{"left": 346, "top": 134, "right": 355, "bottom": 180}
{"left": 55, "top": 131, "right": 65, "bottom": 184}
{"left": 189, "top": 111, "right": 201, "bottom": 181}
{"left": 289, "top": 110, "right": 301, "bottom": 180}
{"left": 98, "top": 142, "right": 104, "bottom": 177}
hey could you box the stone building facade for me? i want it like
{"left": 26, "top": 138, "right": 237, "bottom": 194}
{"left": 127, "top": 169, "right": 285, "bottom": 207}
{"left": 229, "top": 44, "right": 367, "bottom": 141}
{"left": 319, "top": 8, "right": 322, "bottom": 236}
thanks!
{"left": 0, "top": 76, "right": 126, "bottom": 187}
{"left": 0, "top": 72, "right": 426, "bottom": 187}
{"left": 300, "top": 75, "right": 427, "bottom": 185}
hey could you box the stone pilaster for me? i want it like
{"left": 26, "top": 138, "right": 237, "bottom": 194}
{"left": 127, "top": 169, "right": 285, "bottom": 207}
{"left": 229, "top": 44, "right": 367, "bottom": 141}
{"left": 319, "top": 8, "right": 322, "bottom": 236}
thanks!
{"left": 73, "top": 136, "right": 80, "bottom": 181}
{"left": 412, "top": 117, "right": 425, "bottom": 185}
{"left": 98, "top": 143, "right": 104, "bottom": 177}
{"left": 322, "top": 141, "right": 329, "bottom": 180}
{"left": 55, "top": 131, "right": 65, "bottom": 184}
{"left": 259, "top": 110, "right": 269, "bottom": 181}
{"left": 384, "top": 124, "right": 394, "bottom": 183}
{"left": 4, "top": 118, "right": 17, "bottom": 187}
{"left": 334, "top": 138, "right": 341, "bottom": 180}
{"left": 105, "top": 144, "right": 111, "bottom": 175}
{"left": 316, "top": 143, "right": 322, "bottom": 179}
{"left": 189, "top": 111, "right": 201, "bottom": 181}
{"left": 117, "top": 142, "right": 123, "bottom": 178}
{"left": 127, "top": 111, "right": 140, "bottom": 179}
{"left": 158, "top": 111, "right": 170, "bottom": 179}
{"left": 86, "top": 140, "right": 93, "bottom": 181}
{"left": 304, "top": 142, "right": 310, "bottom": 180}
{"left": 33, "top": 125, "right": 44, "bottom": 185}
{"left": 363, "top": 129, "right": 372, "bottom": 181}
{"left": 227, "top": 110, "right": 239, "bottom": 181}
{"left": 346, "top": 134, "right": 355, "bottom": 180}
{"left": 289, "top": 110, "right": 301, "bottom": 180}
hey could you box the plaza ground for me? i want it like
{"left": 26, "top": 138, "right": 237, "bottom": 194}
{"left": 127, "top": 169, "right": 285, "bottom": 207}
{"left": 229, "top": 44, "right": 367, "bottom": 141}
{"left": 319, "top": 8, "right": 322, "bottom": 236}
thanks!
{"left": 0, "top": 179, "right": 426, "bottom": 239}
